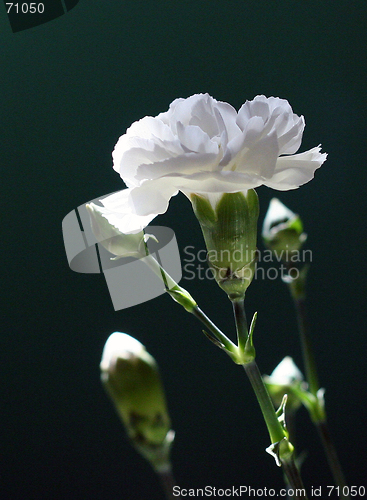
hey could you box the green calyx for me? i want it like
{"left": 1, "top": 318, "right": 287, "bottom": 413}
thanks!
{"left": 191, "top": 190, "right": 259, "bottom": 299}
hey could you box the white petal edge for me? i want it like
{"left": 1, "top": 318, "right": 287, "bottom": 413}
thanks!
{"left": 264, "top": 146, "right": 327, "bottom": 190}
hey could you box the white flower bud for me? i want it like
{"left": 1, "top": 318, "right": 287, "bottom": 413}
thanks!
{"left": 101, "top": 332, "right": 173, "bottom": 471}
{"left": 264, "top": 357, "right": 304, "bottom": 412}
{"left": 262, "top": 198, "right": 307, "bottom": 259}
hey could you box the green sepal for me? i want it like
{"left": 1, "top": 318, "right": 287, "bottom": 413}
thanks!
{"left": 275, "top": 394, "right": 289, "bottom": 436}
{"left": 201, "top": 329, "right": 225, "bottom": 349}
{"left": 166, "top": 285, "right": 197, "bottom": 312}
{"left": 100, "top": 332, "right": 173, "bottom": 461}
{"left": 243, "top": 311, "right": 257, "bottom": 362}
{"left": 266, "top": 437, "right": 295, "bottom": 467}
{"left": 288, "top": 215, "right": 304, "bottom": 235}
{"left": 190, "top": 193, "right": 217, "bottom": 227}
{"left": 290, "top": 385, "right": 326, "bottom": 423}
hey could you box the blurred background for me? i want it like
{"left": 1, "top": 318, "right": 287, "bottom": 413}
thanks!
{"left": 1, "top": 1, "right": 366, "bottom": 498}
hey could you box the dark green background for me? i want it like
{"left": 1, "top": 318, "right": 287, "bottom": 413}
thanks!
{"left": 1, "top": 1, "right": 366, "bottom": 499}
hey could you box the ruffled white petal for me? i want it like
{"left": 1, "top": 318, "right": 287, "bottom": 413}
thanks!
{"left": 128, "top": 179, "right": 179, "bottom": 216}
{"left": 220, "top": 116, "right": 265, "bottom": 166}
{"left": 171, "top": 170, "right": 264, "bottom": 194}
{"left": 112, "top": 116, "right": 181, "bottom": 186}
{"left": 237, "top": 96, "right": 270, "bottom": 125}
{"left": 264, "top": 146, "right": 327, "bottom": 190}
{"left": 275, "top": 114, "right": 304, "bottom": 155}
{"left": 108, "top": 94, "right": 327, "bottom": 232}
{"left": 223, "top": 127, "right": 280, "bottom": 180}
{"left": 215, "top": 101, "right": 241, "bottom": 143}
{"left": 136, "top": 151, "right": 219, "bottom": 181}
{"left": 100, "top": 189, "right": 161, "bottom": 234}
{"left": 176, "top": 122, "right": 219, "bottom": 154}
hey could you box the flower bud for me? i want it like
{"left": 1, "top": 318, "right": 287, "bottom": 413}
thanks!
{"left": 190, "top": 190, "right": 259, "bottom": 299}
{"left": 86, "top": 203, "right": 146, "bottom": 258}
{"left": 262, "top": 198, "right": 306, "bottom": 262}
{"left": 263, "top": 357, "right": 304, "bottom": 412}
{"left": 100, "top": 332, "right": 173, "bottom": 471}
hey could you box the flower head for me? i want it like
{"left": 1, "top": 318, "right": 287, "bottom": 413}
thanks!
{"left": 101, "top": 94, "right": 327, "bottom": 233}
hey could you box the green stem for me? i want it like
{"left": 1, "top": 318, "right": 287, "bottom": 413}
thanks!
{"left": 191, "top": 306, "right": 237, "bottom": 354}
{"left": 142, "top": 253, "right": 238, "bottom": 355}
{"left": 142, "top": 254, "right": 179, "bottom": 291}
{"left": 280, "top": 459, "right": 308, "bottom": 500}
{"left": 232, "top": 297, "right": 308, "bottom": 497}
{"left": 288, "top": 280, "right": 350, "bottom": 500}
{"left": 232, "top": 297, "right": 248, "bottom": 352}
{"left": 316, "top": 421, "right": 350, "bottom": 500}
{"left": 157, "top": 466, "right": 177, "bottom": 500}
{"left": 293, "top": 297, "right": 319, "bottom": 396}
{"left": 243, "top": 361, "right": 308, "bottom": 499}
{"left": 243, "top": 361, "right": 285, "bottom": 444}
{"left": 232, "top": 298, "right": 283, "bottom": 442}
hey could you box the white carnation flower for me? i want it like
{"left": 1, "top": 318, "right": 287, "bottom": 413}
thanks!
{"left": 101, "top": 94, "right": 327, "bottom": 233}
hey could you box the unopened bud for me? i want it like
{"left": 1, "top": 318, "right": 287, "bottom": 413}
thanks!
{"left": 100, "top": 332, "right": 173, "bottom": 471}
{"left": 262, "top": 198, "right": 306, "bottom": 262}
{"left": 264, "top": 357, "right": 304, "bottom": 412}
